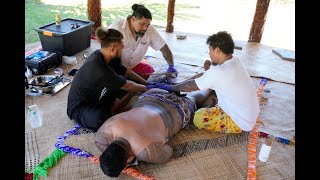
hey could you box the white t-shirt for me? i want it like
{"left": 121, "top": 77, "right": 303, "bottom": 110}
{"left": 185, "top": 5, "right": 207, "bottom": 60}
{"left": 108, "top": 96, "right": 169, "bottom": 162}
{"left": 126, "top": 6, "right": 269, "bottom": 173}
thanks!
{"left": 195, "top": 57, "right": 260, "bottom": 131}
{"left": 108, "top": 18, "right": 166, "bottom": 69}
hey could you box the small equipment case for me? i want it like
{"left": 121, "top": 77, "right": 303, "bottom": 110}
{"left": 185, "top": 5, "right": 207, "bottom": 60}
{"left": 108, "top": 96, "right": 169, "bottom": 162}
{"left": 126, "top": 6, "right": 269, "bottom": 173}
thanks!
{"left": 25, "top": 50, "right": 62, "bottom": 75}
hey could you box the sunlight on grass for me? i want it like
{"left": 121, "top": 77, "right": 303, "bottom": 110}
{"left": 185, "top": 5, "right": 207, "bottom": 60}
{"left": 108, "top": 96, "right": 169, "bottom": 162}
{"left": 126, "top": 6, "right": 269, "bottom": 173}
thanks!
{"left": 26, "top": 0, "right": 294, "bottom": 50}
{"left": 41, "top": 0, "right": 86, "bottom": 6}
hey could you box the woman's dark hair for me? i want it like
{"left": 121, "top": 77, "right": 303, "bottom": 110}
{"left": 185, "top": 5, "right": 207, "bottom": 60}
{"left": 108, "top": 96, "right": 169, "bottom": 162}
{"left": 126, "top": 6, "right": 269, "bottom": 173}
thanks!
{"left": 95, "top": 27, "right": 123, "bottom": 48}
{"left": 129, "top": 4, "right": 152, "bottom": 20}
{"left": 99, "top": 141, "right": 129, "bottom": 177}
{"left": 206, "top": 31, "right": 234, "bottom": 54}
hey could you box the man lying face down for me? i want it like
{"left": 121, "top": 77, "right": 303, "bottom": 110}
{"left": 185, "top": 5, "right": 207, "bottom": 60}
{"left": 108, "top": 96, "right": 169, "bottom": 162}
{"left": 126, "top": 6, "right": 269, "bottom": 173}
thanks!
{"left": 94, "top": 88, "right": 216, "bottom": 177}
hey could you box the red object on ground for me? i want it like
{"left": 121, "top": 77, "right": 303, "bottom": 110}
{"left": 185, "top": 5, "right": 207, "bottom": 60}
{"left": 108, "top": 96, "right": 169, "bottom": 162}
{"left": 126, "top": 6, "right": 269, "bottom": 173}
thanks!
{"left": 25, "top": 173, "right": 33, "bottom": 180}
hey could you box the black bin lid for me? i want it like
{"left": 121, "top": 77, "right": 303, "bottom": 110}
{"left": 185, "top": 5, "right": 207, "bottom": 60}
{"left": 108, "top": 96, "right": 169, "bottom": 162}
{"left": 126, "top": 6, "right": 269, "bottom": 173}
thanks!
{"left": 35, "top": 18, "right": 93, "bottom": 36}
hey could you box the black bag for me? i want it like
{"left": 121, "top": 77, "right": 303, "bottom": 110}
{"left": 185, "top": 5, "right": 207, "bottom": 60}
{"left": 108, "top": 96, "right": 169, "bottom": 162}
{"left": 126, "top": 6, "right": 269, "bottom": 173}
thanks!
{"left": 25, "top": 50, "right": 62, "bottom": 75}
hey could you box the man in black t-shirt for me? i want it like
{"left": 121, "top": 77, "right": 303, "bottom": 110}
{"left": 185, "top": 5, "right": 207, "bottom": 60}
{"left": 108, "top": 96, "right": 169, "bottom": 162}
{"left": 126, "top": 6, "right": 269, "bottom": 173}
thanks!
{"left": 67, "top": 28, "right": 147, "bottom": 132}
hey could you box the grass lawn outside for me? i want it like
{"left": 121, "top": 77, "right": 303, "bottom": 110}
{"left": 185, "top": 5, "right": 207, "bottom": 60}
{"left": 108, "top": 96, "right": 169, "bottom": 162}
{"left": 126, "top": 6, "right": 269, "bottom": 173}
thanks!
{"left": 25, "top": 0, "right": 295, "bottom": 51}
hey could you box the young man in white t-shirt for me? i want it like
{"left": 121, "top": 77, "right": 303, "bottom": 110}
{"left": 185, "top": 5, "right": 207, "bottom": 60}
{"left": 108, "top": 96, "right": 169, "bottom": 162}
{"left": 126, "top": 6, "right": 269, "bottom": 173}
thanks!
{"left": 108, "top": 4, "right": 177, "bottom": 80}
{"left": 148, "top": 31, "right": 260, "bottom": 132}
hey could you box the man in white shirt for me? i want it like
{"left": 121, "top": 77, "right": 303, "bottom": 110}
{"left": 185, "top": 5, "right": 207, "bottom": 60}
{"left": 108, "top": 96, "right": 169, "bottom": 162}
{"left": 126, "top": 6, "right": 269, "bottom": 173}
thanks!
{"left": 148, "top": 31, "right": 260, "bottom": 132}
{"left": 108, "top": 4, "right": 177, "bottom": 80}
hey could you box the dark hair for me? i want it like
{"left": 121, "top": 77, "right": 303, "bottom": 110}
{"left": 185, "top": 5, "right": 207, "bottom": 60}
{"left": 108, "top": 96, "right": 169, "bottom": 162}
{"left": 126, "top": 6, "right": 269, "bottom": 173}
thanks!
{"left": 130, "top": 4, "right": 152, "bottom": 20}
{"left": 95, "top": 27, "right": 123, "bottom": 48}
{"left": 206, "top": 31, "right": 234, "bottom": 54}
{"left": 99, "top": 141, "right": 129, "bottom": 177}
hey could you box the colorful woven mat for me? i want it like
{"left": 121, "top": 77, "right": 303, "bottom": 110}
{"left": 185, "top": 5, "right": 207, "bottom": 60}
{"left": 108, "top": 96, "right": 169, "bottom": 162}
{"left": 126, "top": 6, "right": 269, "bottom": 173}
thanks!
{"left": 30, "top": 124, "right": 156, "bottom": 180}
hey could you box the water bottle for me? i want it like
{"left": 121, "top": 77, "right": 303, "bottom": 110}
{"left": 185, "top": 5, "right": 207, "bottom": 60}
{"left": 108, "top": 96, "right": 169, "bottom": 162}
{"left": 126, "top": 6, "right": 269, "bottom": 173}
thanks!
{"left": 258, "top": 138, "right": 272, "bottom": 162}
{"left": 26, "top": 105, "right": 43, "bottom": 128}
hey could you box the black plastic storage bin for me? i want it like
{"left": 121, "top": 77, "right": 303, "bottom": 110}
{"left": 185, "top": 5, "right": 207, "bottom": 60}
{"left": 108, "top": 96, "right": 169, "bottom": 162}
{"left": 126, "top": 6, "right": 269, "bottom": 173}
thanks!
{"left": 35, "top": 18, "right": 93, "bottom": 56}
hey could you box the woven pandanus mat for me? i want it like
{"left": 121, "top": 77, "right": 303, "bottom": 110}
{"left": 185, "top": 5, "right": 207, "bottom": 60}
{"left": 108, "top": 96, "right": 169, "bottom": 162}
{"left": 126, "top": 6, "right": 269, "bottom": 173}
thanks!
{"left": 25, "top": 35, "right": 294, "bottom": 179}
{"left": 236, "top": 42, "right": 295, "bottom": 84}
{"left": 147, "top": 30, "right": 295, "bottom": 85}
{"left": 43, "top": 128, "right": 294, "bottom": 180}
{"left": 25, "top": 130, "right": 40, "bottom": 173}
{"left": 251, "top": 78, "right": 295, "bottom": 140}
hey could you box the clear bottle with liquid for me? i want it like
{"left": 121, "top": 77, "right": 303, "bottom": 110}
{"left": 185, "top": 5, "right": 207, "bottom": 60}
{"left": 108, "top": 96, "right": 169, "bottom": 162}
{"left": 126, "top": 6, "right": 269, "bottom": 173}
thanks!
{"left": 55, "top": 13, "right": 61, "bottom": 26}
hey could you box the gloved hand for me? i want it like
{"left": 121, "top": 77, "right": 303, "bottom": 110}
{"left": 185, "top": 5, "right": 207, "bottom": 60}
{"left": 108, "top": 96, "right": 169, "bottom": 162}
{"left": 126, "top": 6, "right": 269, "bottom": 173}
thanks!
{"left": 154, "top": 83, "right": 173, "bottom": 92}
{"left": 146, "top": 84, "right": 157, "bottom": 90}
{"left": 147, "top": 82, "right": 156, "bottom": 85}
{"left": 155, "top": 76, "right": 175, "bottom": 85}
{"left": 167, "top": 64, "right": 178, "bottom": 78}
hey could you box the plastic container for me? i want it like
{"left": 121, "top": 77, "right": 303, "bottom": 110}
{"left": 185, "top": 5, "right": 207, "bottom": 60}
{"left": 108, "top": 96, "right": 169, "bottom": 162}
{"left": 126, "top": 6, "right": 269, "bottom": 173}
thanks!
{"left": 260, "top": 89, "right": 271, "bottom": 107}
{"left": 62, "top": 56, "right": 77, "bottom": 65}
{"left": 35, "top": 18, "right": 93, "bottom": 56}
{"left": 54, "top": 68, "right": 63, "bottom": 76}
{"left": 25, "top": 65, "right": 32, "bottom": 78}
{"left": 258, "top": 138, "right": 272, "bottom": 162}
{"left": 26, "top": 105, "right": 43, "bottom": 128}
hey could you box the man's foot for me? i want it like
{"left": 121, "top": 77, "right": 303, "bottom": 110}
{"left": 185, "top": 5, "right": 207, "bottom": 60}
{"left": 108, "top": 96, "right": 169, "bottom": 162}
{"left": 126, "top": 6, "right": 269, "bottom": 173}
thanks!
{"left": 204, "top": 60, "right": 211, "bottom": 71}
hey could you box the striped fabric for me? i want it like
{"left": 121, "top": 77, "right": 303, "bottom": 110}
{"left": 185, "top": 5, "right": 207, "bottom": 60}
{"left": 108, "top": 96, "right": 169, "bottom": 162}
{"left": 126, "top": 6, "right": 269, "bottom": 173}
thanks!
{"left": 247, "top": 78, "right": 266, "bottom": 180}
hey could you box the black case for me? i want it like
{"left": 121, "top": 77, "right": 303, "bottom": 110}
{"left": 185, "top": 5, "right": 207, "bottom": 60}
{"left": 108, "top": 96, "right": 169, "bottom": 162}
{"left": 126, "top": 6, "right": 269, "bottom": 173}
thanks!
{"left": 25, "top": 50, "right": 62, "bottom": 75}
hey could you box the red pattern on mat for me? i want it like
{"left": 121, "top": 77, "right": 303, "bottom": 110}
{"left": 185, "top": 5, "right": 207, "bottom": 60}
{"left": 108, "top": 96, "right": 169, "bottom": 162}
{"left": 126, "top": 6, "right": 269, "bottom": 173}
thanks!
{"left": 247, "top": 78, "right": 266, "bottom": 180}
{"left": 25, "top": 173, "right": 33, "bottom": 180}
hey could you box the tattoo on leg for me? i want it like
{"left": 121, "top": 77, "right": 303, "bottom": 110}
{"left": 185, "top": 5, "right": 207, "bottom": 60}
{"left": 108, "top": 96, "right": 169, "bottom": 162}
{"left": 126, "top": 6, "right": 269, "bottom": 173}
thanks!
{"left": 136, "top": 142, "right": 168, "bottom": 164}
{"left": 160, "top": 112, "right": 174, "bottom": 136}
{"left": 172, "top": 80, "right": 199, "bottom": 92}
{"left": 136, "top": 149, "right": 150, "bottom": 162}
{"left": 148, "top": 142, "right": 167, "bottom": 163}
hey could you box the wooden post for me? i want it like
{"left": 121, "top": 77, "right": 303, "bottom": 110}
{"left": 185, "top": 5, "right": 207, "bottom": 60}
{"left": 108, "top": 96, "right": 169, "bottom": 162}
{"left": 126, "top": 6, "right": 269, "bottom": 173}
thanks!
{"left": 87, "top": 0, "right": 102, "bottom": 36}
{"left": 248, "top": 0, "right": 271, "bottom": 43}
{"left": 166, "top": 0, "right": 176, "bottom": 33}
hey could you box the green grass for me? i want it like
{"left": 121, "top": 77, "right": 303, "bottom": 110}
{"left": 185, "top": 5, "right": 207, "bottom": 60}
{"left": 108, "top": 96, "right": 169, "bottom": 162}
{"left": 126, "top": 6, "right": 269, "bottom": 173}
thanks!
{"left": 25, "top": 0, "right": 199, "bottom": 45}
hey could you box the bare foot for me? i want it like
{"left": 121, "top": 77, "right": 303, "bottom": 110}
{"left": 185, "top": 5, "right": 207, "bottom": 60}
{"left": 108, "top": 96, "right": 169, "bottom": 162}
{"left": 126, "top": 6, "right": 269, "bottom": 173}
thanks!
{"left": 204, "top": 60, "right": 211, "bottom": 71}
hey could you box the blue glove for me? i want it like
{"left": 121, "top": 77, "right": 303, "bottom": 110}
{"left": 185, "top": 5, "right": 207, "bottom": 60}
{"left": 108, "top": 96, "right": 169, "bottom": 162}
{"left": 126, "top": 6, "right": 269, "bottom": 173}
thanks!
{"left": 155, "top": 83, "right": 173, "bottom": 92}
{"left": 146, "top": 84, "right": 157, "bottom": 90}
{"left": 147, "top": 82, "right": 156, "bottom": 85}
{"left": 155, "top": 76, "right": 175, "bottom": 85}
{"left": 167, "top": 64, "right": 178, "bottom": 78}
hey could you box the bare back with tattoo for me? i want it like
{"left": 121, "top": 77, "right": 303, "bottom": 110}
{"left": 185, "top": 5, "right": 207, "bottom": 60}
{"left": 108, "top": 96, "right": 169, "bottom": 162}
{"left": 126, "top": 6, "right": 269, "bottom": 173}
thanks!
{"left": 94, "top": 89, "right": 214, "bottom": 164}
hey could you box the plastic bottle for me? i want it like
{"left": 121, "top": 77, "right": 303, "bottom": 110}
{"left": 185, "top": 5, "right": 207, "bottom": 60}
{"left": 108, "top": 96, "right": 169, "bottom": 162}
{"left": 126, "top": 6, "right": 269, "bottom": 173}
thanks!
{"left": 55, "top": 13, "right": 61, "bottom": 26}
{"left": 260, "top": 89, "right": 271, "bottom": 107}
{"left": 26, "top": 105, "right": 43, "bottom": 128}
{"left": 258, "top": 138, "right": 272, "bottom": 162}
